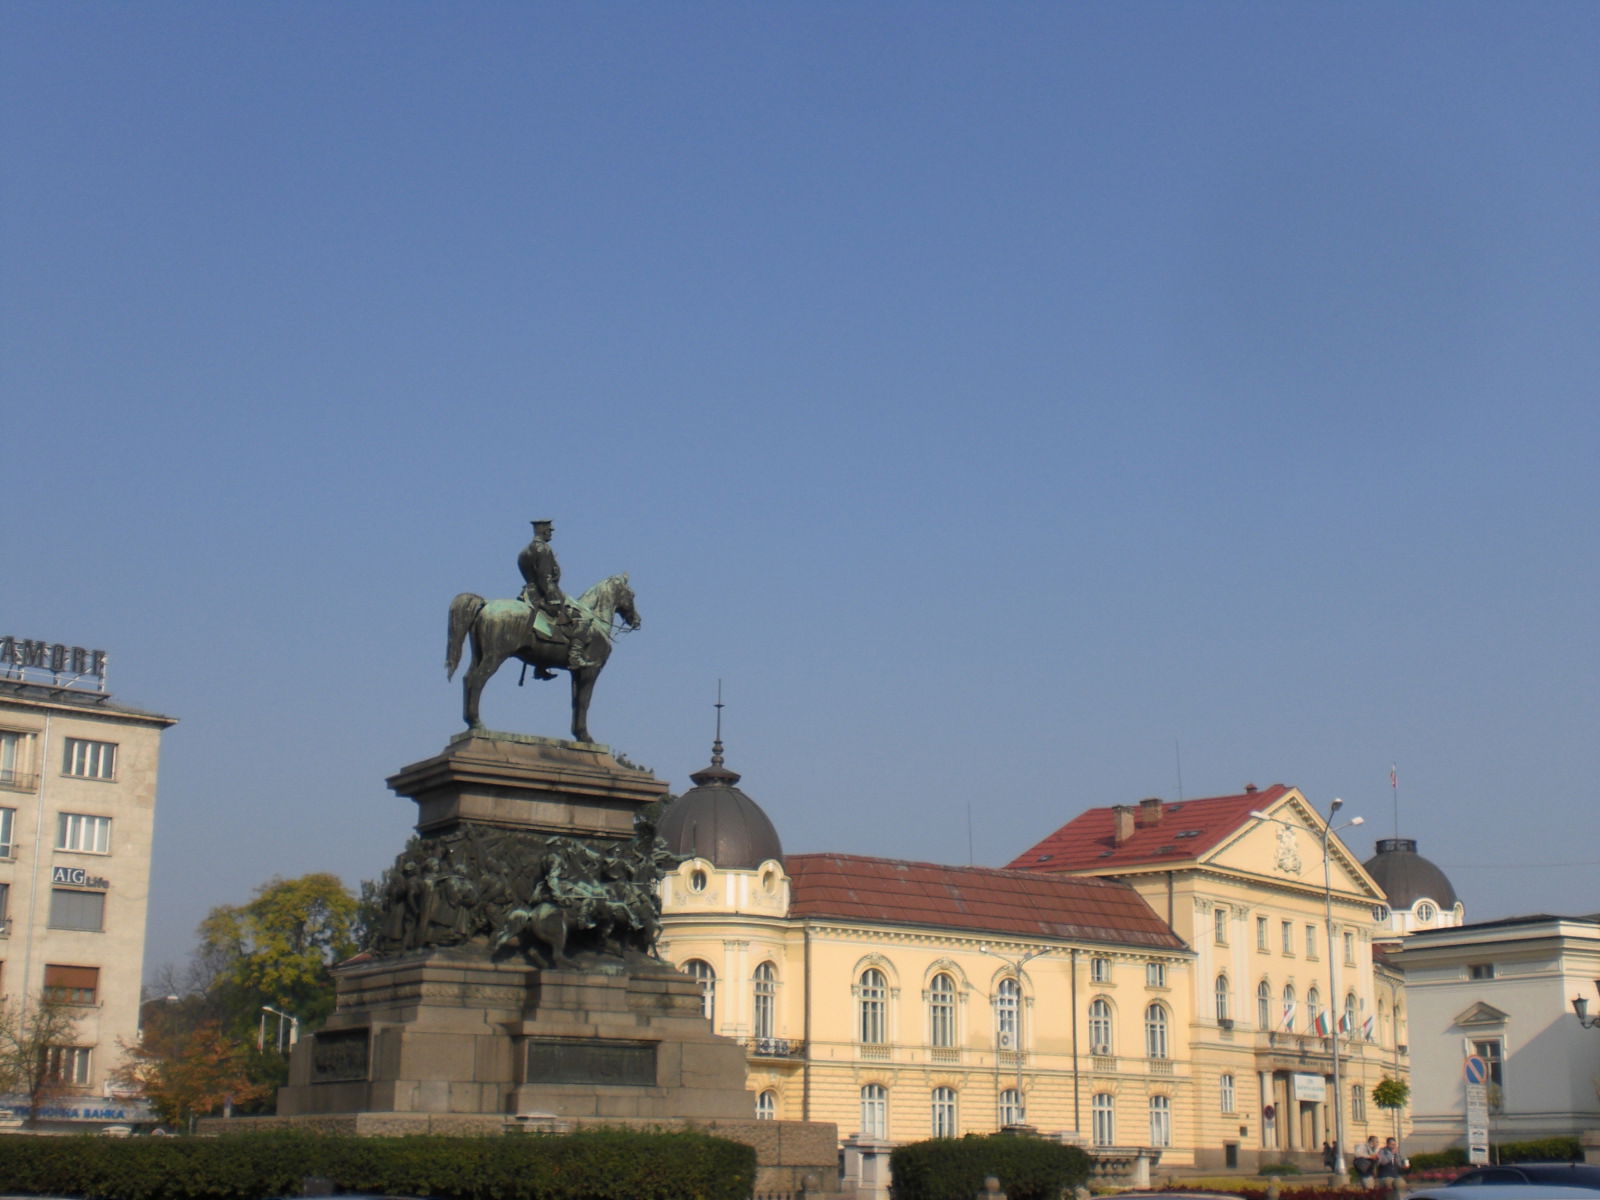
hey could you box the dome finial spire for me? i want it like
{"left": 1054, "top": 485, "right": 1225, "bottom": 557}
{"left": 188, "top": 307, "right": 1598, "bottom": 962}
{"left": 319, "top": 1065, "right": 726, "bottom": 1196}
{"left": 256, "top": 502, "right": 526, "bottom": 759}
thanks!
{"left": 712, "top": 679, "right": 725, "bottom": 767}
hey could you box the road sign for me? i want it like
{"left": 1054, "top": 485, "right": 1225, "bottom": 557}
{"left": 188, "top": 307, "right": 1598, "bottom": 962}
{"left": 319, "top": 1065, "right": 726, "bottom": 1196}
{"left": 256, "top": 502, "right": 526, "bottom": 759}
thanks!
{"left": 1466, "top": 1080, "right": 1490, "bottom": 1164}
{"left": 1465, "top": 1055, "right": 1488, "bottom": 1085}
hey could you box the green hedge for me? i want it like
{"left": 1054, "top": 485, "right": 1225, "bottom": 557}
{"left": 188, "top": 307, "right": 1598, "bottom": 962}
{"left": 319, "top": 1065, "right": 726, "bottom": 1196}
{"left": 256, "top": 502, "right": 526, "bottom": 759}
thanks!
{"left": 0, "top": 1128, "right": 755, "bottom": 1200}
{"left": 1409, "top": 1136, "right": 1583, "bottom": 1172}
{"left": 888, "top": 1132, "right": 1091, "bottom": 1200}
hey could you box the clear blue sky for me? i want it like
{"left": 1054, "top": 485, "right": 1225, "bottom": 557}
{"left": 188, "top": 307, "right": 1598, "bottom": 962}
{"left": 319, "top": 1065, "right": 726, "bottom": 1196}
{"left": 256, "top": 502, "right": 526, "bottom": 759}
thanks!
{"left": 4, "top": 3, "right": 1596, "bottom": 978}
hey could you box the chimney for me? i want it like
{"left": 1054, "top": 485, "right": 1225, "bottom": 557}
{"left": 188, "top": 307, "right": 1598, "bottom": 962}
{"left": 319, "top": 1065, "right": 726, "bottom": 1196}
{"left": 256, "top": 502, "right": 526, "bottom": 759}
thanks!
{"left": 1243, "top": 783, "right": 1258, "bottom": 793}
{"left": 1113, "top": 805, "right": 1136, "bottom": 845}
{"left": 1139, "top": 797, "right": 1163, "bottom": 826}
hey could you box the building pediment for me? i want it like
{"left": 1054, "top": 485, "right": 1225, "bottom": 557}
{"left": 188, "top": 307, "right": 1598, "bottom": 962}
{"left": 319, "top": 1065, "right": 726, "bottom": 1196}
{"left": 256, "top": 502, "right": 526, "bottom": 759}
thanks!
{"left": 1452, "top": 1001, "right": 1509, "bottom": 1028}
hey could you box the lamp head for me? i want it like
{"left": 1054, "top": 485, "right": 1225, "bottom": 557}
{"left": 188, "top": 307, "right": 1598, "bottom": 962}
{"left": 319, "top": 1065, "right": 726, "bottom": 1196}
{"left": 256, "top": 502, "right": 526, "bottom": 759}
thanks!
{"left": 1330, "top": 797, "right": 1344, "bottom": 814}
{"left": 1249, "top": 810, "right": 1269, "bottom": 820}
{"left": 1575, "top": 995, "right": 1590, "bottom": 1021}
{"left": 1349, "top": 816, "right": 1365, "bottom": 827}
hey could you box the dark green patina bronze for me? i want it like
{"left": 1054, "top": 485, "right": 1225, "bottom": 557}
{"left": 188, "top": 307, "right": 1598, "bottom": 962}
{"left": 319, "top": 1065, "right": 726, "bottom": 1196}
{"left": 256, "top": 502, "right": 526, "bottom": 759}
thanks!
{"left": 445, "top": 520, "right": 639, "bottom": 742}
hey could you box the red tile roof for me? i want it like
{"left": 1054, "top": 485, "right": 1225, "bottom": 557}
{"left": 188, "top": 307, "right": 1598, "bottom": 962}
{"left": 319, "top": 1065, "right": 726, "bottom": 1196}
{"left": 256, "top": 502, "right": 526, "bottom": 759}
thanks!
{"left": 1004, "top": 785, "right": 1294, "bottom": 873}
{"left": 785, "top": 853, "right": 1185, "bottom": 949}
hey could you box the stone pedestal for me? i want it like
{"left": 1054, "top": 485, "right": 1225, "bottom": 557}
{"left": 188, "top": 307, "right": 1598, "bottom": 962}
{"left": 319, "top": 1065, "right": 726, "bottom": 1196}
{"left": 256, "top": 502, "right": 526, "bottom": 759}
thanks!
{"left": 276, "top": 732, "right": 751, "bottom": 1123}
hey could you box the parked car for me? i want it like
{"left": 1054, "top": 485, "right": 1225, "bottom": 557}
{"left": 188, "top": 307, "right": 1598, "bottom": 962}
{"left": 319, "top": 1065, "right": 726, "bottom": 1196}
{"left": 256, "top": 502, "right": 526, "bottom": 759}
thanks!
{"left": 1406, "top": 1165, "right": 1600, "bottom": 1200}
{"left": 1449, "top": 1166, "right": 1600, "bottom": 1191}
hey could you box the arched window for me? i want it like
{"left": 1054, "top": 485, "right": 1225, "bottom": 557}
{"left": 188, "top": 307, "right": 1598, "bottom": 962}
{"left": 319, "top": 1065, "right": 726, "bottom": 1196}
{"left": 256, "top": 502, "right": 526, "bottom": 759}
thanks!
{"left": 1344, "top": 991, "right": 1359, "bottom": 1038}
{"left": 1144, "top": 1002, "right": 1168, "bottom": 1060}
{"left": 753, "top": 961, "right": 776, "bottom": 1039}
{"left": 683, "top": 959, "right": 716, "bottom": 1024}
{"left": 1257, "top": 980, "right": 1272, "bottom": 1029}
{"left": 996, "top": 977, "right": 1020, "bottom": 1049}
{"left": 1307, "top": 987, "right": 1322, "bottom": 1034}
{"left": 860, "top": 1083, "right": 888, "bottom": 1139}
{"left": 1088, "top": 998, "right": 1113, "bottom": 1053}
{"left": 1281, "top": 983, "right": 1296, "bottom": 1031}
{"left": 1091, "top": 1093, "right": 1115, "bottom": 1146}
{"left": 755, "top": 1090, "right": 776, "bottom": 1120}
{"left": 999, "top": 1087, "right": 1023, "bottom": 1127}
{"left": 1149, "top": 1095, "right": 1171, "bottom": 1147}
{"left": 931, "top": 1086, "right": 958, "bottom": 1137}
{"left": 858, "top": 968, "right": 887, "bottom": 1045}
{"left": 929, "top": 973, "right": 957, "bottom": 1048}
{"left": 1220, "top": 1073, "right": 1236, "bottom": 1112}
{"left": 1214, "top": 974, "right": 1231, "bottom": 1023}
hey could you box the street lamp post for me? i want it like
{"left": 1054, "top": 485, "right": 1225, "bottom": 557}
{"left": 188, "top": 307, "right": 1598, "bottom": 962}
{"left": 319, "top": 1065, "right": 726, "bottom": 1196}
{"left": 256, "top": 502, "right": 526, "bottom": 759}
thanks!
{"left": 1571, "top": 982, "right": 1600, "bottom": 1028}
{"left": 979, "top": 942, "right": 1054, "bottom": 1127}
{"left": 1251, "top": 799, "right": 1363, "bottom": 1175}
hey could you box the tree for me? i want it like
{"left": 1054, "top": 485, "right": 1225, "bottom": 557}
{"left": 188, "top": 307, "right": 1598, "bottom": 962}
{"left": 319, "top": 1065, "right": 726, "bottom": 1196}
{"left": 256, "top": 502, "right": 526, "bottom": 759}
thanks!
{"left": 198, "top": 872, "right": 360, "bottom": 1036}
{"left": 0, "top": 994, "right": 83, "bottom": 1127}
{"left": 1372, "top": 1076, "right": 1410, "bottom": 1112}
{"left": 112, "top": 1018, "right": 268, "bottom": 1131}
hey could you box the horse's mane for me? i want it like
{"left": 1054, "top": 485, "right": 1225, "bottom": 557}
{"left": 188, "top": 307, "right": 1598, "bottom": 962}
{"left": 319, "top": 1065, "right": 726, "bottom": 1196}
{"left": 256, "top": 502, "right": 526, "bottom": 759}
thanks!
{"left": 577, "top": 573, "right": 630, "bottom": 608}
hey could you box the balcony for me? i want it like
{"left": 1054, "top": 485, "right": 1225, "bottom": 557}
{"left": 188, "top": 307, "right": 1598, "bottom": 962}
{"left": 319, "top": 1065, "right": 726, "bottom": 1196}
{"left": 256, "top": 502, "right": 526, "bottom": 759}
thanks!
{"left": 745, "top": 1037, "right": 806, "bottom": 1060}
{"left": 858, "top": 1043, "right": 890, "bottom": 1061}
{"left": 0, "top": 768, "right": 37, "bottom": 794}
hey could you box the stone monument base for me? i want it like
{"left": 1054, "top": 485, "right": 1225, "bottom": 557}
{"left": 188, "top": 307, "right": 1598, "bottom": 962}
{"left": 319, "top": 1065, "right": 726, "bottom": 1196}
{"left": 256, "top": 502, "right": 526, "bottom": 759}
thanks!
{"left": 277, "top": 947, "right": 751, "bottom": 1121}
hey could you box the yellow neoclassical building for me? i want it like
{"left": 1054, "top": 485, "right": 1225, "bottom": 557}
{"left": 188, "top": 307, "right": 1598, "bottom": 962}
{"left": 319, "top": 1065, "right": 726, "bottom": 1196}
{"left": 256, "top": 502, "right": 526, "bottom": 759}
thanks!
{"left": 657, "top": 743, "right": 1411, "bottom": 1175}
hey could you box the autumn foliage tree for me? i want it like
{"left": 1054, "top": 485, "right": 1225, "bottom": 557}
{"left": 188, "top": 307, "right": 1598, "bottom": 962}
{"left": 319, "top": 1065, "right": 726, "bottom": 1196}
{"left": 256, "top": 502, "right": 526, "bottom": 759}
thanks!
{"left": 113, "top": 1018, "right": 268, "bottom": 1130}
{"left": 0, "top": 994, "right": 83, "bottom": 1127}
{"left": 198, "top": 872, "right": 360, "bottom": 1037}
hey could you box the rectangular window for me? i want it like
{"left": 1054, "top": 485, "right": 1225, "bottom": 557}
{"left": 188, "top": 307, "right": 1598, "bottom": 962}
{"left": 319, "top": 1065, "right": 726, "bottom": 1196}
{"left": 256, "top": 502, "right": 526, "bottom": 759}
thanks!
{"left": 1145, "top": 961, "right": 1166, "bottom": 988}
{"left": 0, "top": 881, "right": 9, "bottom": 929}
{"left": 1257, "top": 916, "right": 1269, "bottom": 950}
{"left": 1468, "top": 963, "right": 1496, "bottom": 980}
{"left": 1149, "top": 1095, "right": 1171, "bottom": 1147}
{"left": 1090, "top": 957, "right": 1111, "bottom": 983}
{"left": 0, "top": 807, "right": 13, "bottom": 858}
{"left": 43, "top": 1045, "right": 91, "bottom": 1086}
{"left": 57, "top": 813, "right": 111, "bottom": 854}
{"left": 1305, "top": 924, "right": 1318, "bottom": 959}
{"left": 0, "top": 731, "right": 35, "bottom": 790}
{"left": 1472, "top": 1038, "right": 1505, "bottom": 1089}
{"left": 1281, "top": 921, "right": 1294, "bottom": 954}
{"left": 62, "top": 738, "right": 116, "bottom": 780}
{"left": 1091, "top": 1093, "right": 1115, "bottom": 1146}
{"left": 1351, "top": 1082, "right": 1366, "bottom": 1121}
{"left": 43, "top": 964, "right": 99, "bottom": 1005}
{"left": 1214, "top": 908, "right": 1228, "bottom": 944}
{"left": 1344, "top": 930, "right": 1356, "bottom": 964}
{"left": 48, "top": 888, "right": 104, "bottom": 932}
{"left": 1221, "top": 1073, "right": 1236, "bottom": 1113}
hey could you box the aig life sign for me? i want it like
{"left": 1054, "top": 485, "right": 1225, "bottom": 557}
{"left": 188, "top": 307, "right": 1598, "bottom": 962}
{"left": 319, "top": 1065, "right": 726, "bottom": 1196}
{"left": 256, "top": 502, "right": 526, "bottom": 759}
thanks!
{"left": 52, "top": 866, "right": 109, "bottom": 889}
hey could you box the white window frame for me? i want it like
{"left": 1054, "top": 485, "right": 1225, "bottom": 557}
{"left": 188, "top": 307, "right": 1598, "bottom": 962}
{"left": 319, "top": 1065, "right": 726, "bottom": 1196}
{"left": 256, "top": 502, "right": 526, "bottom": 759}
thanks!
{"left": 1145, "top": 961, "right": 1166, "bottom": 988}
{"left": 752, "top": 961, "right": 776, "bottom": 1039}
{"left": 45, "top": 1045, "right": 91, "bottom": 1086}
{"left": 1149, "top": 1094, "right": 1171, "bottom": 1147}
{"left": 1215, "top": 974, "right": 1231, "bottom": 1023}
{"left": 57, "top": 812, "right": 112, "bottom": 855}
{"left": 995, "top": 977, "right": 1020, "bottom": 1048}
{"left": 931, "top": 1086, "right": 958, "bottom": 1137}
{"left": 1221, "top": 1072, "right": 1236, "bottom": 1113}
{"left": 1144, "top": 1002, "right": 1169, "bottom": 1059}
{"left": 928, "top": 973, "right": 957, "bottom": 1048}
{"left": 860, "top": 1083, "right": 888, "bottom": 1139}
{"left": 684, "top": 958, "right": 716, "bottom": 1024}
{"left": 1257, "top": 916, "right": 1269, "bottom": 951}
{"left": 1088, "top": 997, "right": 1113, "bottom": 1053}
{"left": 1090, "top": 956, "right": 1111, "bottom": 983}
{"left": 1257, "top": 980, "right": 1272, "bottom": 1028}
{"left": 1000, "top": 1087, "right": 1024, "bottom": 1128}
{"left": 755, "top": 1090, "right": 776, "bottom": 1120}
{"left": 1214, "top": 907, "right": 1228, "bottom": 944}
{"left": 1091, "top": 1093, "right": 1115, "bottom": 1146}
{"left": 62, "top": 738, "right": 116, "bottom": 780}
{"left": 0, "top": 806, "right": 14, "bottom": 858}
{"left": 48, "top": 887, "right": 105, "bottom": 932}
{"left": 858, "top": 969, "right": 888, "bottom": 1045}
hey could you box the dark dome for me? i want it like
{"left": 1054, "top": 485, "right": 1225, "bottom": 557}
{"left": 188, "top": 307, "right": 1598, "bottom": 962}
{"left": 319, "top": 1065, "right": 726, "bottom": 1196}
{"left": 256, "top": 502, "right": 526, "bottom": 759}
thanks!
{"left": 657, "top": 740, "right": 783, "bottom": 870}
{"left": 1364, "top": 837, "right": 1458, "bottom": 911}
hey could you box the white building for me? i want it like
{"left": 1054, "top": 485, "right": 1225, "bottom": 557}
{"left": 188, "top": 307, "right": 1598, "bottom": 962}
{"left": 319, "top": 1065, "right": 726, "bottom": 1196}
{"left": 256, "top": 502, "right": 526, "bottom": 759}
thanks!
{"left": 1388, "top": 914, "right": 1600, "bottom": 1152}
{"left": 0, "top": 636, "right": 175, "bottom": 1130}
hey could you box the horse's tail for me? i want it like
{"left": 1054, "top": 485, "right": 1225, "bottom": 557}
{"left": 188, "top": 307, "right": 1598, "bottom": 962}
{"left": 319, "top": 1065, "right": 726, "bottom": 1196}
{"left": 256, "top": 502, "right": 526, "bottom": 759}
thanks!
{"left": 446, "top": 593, "right": 486, "bottom": 679}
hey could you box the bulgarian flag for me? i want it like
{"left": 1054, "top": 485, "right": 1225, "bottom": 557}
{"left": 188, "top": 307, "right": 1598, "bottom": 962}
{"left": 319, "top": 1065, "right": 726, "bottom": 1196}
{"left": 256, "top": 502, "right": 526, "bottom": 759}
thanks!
{"left": 1362, "top": 1013, "right": 1376, "bottom": 1040}
{"left": 1281, "top": 1001, "right": 1297, "bottom": 1031}
{"left": 1340, "top": 1010, "right": 1355, "bottom": 1035}
{"left": 1314, "top": 1009, "right": 1334, "bottom": 1037}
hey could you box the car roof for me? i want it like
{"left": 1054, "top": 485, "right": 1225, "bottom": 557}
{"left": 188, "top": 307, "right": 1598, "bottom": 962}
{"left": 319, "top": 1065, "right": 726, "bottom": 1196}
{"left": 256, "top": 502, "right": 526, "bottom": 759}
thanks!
{"left": 1452, "top": 1167, "right": 1600, "bottom": 1188}
{"left": 1416, "top": 1185, "right": 1600, "bottom": 1200}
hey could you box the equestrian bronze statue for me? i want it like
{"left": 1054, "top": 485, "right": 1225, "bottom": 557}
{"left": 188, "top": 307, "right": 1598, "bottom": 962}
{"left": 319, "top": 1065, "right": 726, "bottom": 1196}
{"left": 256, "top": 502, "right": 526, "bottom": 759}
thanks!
{"left": 446, "top": 520, "right": 639, "bottom": 741}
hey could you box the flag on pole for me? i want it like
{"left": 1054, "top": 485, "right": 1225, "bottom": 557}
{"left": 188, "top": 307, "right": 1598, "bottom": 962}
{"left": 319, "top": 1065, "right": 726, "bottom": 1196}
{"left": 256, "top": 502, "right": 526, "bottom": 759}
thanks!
{"left": 1281, "top": 1001, "right": 1297, "bottom": 1031}
{"left": 1340, "top": 1009, "right": 1354, "bottom": 1034}
{"left": 1362, "top": 1013, "right": 1376, "bottom": 1040}
{"left": 1390, "top": 763, "right": 1398, "bottom": 790}
{"left": 1314, "top": 1009, "right": 1333, "bottom": 1037}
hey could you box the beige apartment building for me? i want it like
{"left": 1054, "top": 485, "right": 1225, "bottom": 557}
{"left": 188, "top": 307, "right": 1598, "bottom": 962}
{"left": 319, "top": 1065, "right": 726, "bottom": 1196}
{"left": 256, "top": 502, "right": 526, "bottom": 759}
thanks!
{"left": 0, "top": 637, "right": 175, "bottom": 1129}
{"left": 657, "top": 741, "right": 1411, "bottom": 1181}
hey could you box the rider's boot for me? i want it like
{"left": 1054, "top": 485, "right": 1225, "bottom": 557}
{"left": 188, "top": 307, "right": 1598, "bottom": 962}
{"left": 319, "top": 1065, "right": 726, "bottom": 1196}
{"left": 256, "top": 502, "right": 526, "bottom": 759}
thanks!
{"left": 567, "top": 639, "right": 594, "bottom": 671}
{"left": 534, "top": 665, "right": 557, "bottom": 680}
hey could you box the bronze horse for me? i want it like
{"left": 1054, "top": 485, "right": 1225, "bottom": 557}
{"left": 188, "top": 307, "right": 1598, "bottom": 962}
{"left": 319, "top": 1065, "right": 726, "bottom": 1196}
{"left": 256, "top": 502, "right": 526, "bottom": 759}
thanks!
{"left": 446, "top": 573, "right": 640, "bottom": 742}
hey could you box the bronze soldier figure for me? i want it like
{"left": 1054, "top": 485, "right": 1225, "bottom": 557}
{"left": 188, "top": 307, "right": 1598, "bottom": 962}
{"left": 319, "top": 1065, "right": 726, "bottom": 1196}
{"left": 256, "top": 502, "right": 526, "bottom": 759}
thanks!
{"left": 517, "top": 520, "right": 593, "bottom": 679}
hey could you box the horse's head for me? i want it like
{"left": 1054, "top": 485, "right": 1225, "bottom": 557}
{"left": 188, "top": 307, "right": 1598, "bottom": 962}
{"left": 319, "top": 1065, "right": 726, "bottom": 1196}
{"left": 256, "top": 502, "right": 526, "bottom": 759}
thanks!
{"left": 612, "top": 574, "right": 641, "bottom": 632}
